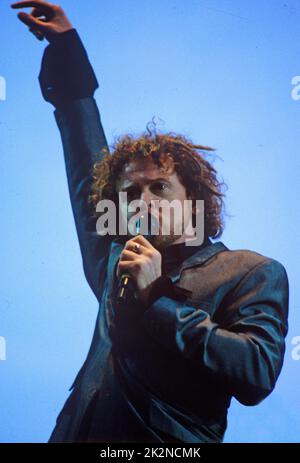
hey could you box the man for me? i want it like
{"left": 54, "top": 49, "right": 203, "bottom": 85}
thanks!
{"left": 11, "top": 1, "right": 289, "bottom": 443}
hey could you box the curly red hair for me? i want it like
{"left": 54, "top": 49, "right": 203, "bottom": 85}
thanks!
{"left": 88, "top": 125, "right": 227, "bottom": 239}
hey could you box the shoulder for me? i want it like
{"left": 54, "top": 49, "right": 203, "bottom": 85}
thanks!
{"left": 214, "top": 241, "right": 289, "bottom": 283}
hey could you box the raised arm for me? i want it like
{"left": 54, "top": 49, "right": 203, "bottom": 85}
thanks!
{"left": 11, "top": 1, "right": 112, "bottom": 301}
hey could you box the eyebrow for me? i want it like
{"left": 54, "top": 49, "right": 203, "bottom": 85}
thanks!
{"left": 119, "top": 177, "right": 172, "bottom": 191}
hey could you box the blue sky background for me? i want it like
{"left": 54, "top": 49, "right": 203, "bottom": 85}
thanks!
{"left": 0, "top": 0, "right": 299, "bottom": 442}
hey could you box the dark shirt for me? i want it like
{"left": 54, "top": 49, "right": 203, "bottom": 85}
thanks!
{"left": 161, "top": 237, "right": 211, "bottom": 274}
{"left": 147, "top": 237, "right": 211, "bottom": 306}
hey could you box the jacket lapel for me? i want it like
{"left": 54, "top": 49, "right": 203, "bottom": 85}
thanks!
{"left": 108, "top": 240, "right": 124, "bottom": 283}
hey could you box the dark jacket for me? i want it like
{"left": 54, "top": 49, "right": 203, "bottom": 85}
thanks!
{"left": 40, "top": 30, "right": 289, "bottom": 443}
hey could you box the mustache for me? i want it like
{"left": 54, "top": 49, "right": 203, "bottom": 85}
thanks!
{"left": 115, "top": 212, "right": 159, "bottom": 244}
{"left": 135, "top": 213, "right": 159, "bottom": 235}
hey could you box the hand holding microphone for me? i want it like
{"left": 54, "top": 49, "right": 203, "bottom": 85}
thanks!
{"left": 116, "top": 214, "right": 162, "bottom": 307}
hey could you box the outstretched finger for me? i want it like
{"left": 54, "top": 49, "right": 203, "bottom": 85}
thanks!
{"left": 16, "top": 11, "right": 46, "bottom": 29}
{"left": 11, "top": 1, "right": 55, "bottom": 13}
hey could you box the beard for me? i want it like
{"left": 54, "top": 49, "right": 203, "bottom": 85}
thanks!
{"left": 118, "top": 210, "right": 193, "bottom": 249}
{"left": 146, "top": 229, "right": 183, "bottom": 251}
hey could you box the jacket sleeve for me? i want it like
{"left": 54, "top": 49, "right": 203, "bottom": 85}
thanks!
{"left": 39, "top": 30, "right": 112, "bottom": 301}
{"left": 141, "top": 258, "right": 289, "bottom": 406}
{"left": 38, "top": 28, "right": 99, "bottom": 107}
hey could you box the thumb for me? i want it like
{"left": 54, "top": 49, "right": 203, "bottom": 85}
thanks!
{"left": 17, "top": 11, "right": 46, "bottom": 30}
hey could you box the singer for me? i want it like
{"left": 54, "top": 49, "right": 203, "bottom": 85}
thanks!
{"left": 11, "top": 1, "right": 289, "bottom": 443}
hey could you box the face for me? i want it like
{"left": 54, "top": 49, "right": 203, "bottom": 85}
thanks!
{"left": 117, "top": 157, "right": 195, "bottom": 249}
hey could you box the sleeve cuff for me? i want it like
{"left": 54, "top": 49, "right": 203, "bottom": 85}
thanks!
{"left": 47, "top": 28, "right": 77, "bottom": 45}
{"left": 38, "top": 28, "right": 99, "bottom": 107}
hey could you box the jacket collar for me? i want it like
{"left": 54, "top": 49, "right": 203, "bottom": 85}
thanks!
{"left": 166, "top": 241, "right": 229, "bottom": 283}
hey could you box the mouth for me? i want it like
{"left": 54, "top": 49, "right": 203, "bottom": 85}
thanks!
{"left": 135, "top": 212, "right": 160, "bottom": 237}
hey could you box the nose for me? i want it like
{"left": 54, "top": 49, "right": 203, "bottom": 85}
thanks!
{"left": 140, "top": 187, "right": 153, "bottom": 208}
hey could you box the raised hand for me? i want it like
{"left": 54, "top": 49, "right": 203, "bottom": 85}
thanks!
{"left": 11, "top": 1, "right": 73, "bottom": 42}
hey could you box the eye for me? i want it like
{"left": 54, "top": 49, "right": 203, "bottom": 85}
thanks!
{"left": 151, "top": 182, "right": 168, "bottom": 193}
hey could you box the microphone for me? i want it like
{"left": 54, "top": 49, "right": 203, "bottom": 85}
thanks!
{"left": 116, "top": 213, "right": 158, "bottom": 305}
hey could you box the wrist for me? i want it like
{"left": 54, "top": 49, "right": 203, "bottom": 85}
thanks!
{"left": 47, "top": 27, "right": 76, "bottom": 44}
